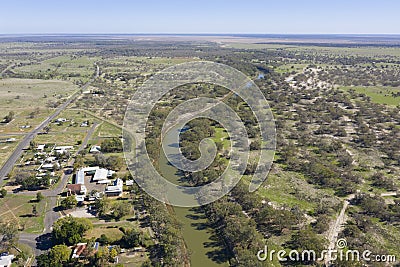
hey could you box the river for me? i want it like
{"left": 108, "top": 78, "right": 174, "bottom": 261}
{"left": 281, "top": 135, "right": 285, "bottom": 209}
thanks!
{"left": 158, "top": 127, "right": 229, "bottom": 267}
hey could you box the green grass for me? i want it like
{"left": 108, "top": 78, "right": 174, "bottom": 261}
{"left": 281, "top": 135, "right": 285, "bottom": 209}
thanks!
{"left": 340, "top": 86, "right": 400, "bottom": 106}
{"left": 0, "top": 194, "right": 48, "bottom": 234}
{"left": 13, "top": 55, "right": 98, "bottom": 82}
{"left": 0, "top": 78, "right": 78, "bottom": 109}
{"left": 274, "top": 63, "right": 308, "bottom": 74}
{"left": 85, "top": 224, "right": 125, "bottom": 242}
{"left": 211, "top": 127, "right": 230, "bottom": 149}
{"left": 247, "top": 167, "right": 339, "bottom": 212}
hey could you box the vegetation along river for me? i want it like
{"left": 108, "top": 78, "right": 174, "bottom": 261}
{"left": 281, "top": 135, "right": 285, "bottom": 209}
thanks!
{"left": 158, "top": 126, "right": 229, "bottom": 267}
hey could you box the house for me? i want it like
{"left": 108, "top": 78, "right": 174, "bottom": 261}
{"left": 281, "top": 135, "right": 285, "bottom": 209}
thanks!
{"left": 75, "top": 195, "right": 85, "bottom": 202}
{"left": 126, "top": 180, "right": 134, "bottom": 186}
{"left": 5, "top": 138, "right": 16, "bottom": 143}
{"left": 37, "top": 144, "right": 45, "bottom": 151}
{"left": 97, "top": 180, "right": 111, "bottom": 184}
{"left": 105, "top": 178, "right": 123, "bottom": 196}
{"left": 42, "top": 163, "right": 59, "bottom": 170}
{"left": 67, "top": 184, "right": 87, "bottom": 196}
{"left": 0, "top": 254, "right": 14, "bottom": 267}
{"left": 75, "top": 166, "right": 100, "bottom": 184}
{"left": 81, "top": 166, "right": 100, "bottom": 175}
{"left": 80, "top": 121, "right": 89, "bottom": 127}
{"left": 55, "top": 118, "right": 67, "bottom": 123}
{"left": 71, "top": 242, "right": 99, "bottom": 259}
{"left": 55, "top": 146, "right": 73, "bottom": 154}
{"left": 92, "top": 168, "right": 109, "bottom": 182}
{"left": 75, "top": 169, "right": 86, "bottom": 185}
{"left": 45, "top": 156, "right": 57, "bottom": 163}
{"left": 71, "top": 243, "right": 87, "bottom": 258}
{"left": 89, "top": 145, "right": 101, "bottom": 153}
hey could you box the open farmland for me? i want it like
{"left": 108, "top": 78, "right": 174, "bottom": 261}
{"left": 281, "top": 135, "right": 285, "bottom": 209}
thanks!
{"left": 0, "top": 78, "right": 78, "bottom": 109}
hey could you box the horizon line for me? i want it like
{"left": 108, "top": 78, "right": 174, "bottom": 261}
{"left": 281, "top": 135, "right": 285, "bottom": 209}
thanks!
{"left": 2, "top": 33, "right": 400, "bottom": 36}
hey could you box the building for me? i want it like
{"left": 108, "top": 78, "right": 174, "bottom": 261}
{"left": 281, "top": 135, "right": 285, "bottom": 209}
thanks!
{"left": 89, "top": 145, "right": 101, "bottom": 153}
{"left": 75, "top": 166, "right": 100, "bottom": 185}
{"left": 71, "top": 243, "right": 87, "bottom": 259}
{"left": 71, "top": 242, "right": 99, "bottom": 259}
{"left": 105, "top": 178, "right": 123, "bottom": 196}
{"left": 81, "top": 166, "right": 100, "bottom": 174}
{"left": 42, "top": 163, "right": 59, "bottom": 170}
{"left": 0, "top": 254, "right": 14, "bottom": 267}
{"left": 56, "top": 118, "right": 67, "bottom": 123}
{"left": 37, "top": 144, "right": 45, "bottom": 151}
{"left": 55, "top": 146, "right": 73, "bottom": 154}
{"left": 67, "top": 184, "right": 87, "bottom": 195}
{"left": 75, "top": 169, "right": 85, "bottom": 185}
{"left": 92, "top": 168, "right": 109, "bottom": 182}
{"left": 45, "top": 156, "right": 57, "bottom": 163}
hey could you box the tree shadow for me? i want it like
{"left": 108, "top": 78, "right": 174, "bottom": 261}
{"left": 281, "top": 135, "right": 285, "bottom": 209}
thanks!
{"left": 204, "top": 233, "right": 232, "bottom": 264}
{"left": 35, "top": 233, "right": 53, "bottom": 251}
{"left": 19, "top": 214, "right": 34, "bottom": 218}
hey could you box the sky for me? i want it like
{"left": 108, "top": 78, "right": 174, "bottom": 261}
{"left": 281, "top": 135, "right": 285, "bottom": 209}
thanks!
{"left": 1, "top": 0, "right": 400, "bottom": 34}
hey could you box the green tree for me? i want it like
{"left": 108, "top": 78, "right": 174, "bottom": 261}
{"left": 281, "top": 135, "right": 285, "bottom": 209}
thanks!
{"left": 36, "top": 192, "right": 44, "bottom": 202}
{"left": 60, "top": 195, "right": 77, "bottom": 210}
{"left": 94, "top": 197, "right": 110, "bottom": 217}
{"left": 0, "top": 219, "right": 19, "bottom": 251}
{"left": 120, "top": 228, "right": 141, "bottom": 248}
{"left": 3, "top": 111, "right": 15, "bottom": 123}
{"left": 52, "top": 217, "right": 92, "bottom": 246}
{"left": 112, "top": 202, "right": 131, "bottom": 220}
{"left": 0, "top": 188, "right": 7, "bottom": 198}
{"left": 36, "top": 244, "right": 72, "bottom": 267}
{"left": 32, "top": 204, "right": 38, "bottom": 217}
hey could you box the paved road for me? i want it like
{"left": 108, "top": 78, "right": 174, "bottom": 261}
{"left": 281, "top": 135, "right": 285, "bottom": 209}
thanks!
{"left": 0, "top": 64, "right": 99, "bottom": 183}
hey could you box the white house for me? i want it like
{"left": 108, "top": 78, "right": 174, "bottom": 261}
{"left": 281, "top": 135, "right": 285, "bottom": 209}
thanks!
{"left": 55, "top": 146, "right": 73, "bottom": 154}
{"left": 0, "top": 254, "right": 14, "bottom": 267}
{"left": 92, "top": 168, "right": 109, "bottom": 182}
{"left": 37, "top": 144, "right": 45, "bottom": 151}
{"left": 55, "top": 118, "right": 67, "bottom": 123}
{"left": 42, "top": 162, "right": 59, "bottom": 170}
{"left": 105, "top": 178, "right": 123, "bottom": 196}
{"left": 89, "top": 145, "right": 101, "bottom": 153}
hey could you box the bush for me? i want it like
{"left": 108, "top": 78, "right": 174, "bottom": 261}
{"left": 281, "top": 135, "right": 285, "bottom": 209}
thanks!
{"left": 0, "top": 188, "right": 7, "bottom": 198}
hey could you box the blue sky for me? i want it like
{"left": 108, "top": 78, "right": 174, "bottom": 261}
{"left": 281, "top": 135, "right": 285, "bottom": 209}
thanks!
{"left": 1, "top": 0, "right": 399, "bottom": 34}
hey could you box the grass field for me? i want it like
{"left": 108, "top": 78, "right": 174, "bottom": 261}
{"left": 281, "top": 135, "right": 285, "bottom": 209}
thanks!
{"left": 340, "top": 86, "right": 400, "bottom": 106}
{"left": 0, "top": 194, "right": 48, "bottom": 234}
{"left": 0, "top": 136, "right": 21, "bottom": 168}
{"left": 32, "top": 109, "right": 101, "bottom": 146}
{"left": 251, "top": 167, "right": 340, "bottom": 212}
{"left": 274, "top": 63, "right": 308, "bottom": 74}
{"left": 0, "top": 78, "right": 78, "bottom": 109}
{"left": 85, "top": 224, "right": 125, "bottom": 242}
{"left": 13, "top": 55, "right": 98, "bottom": 83}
